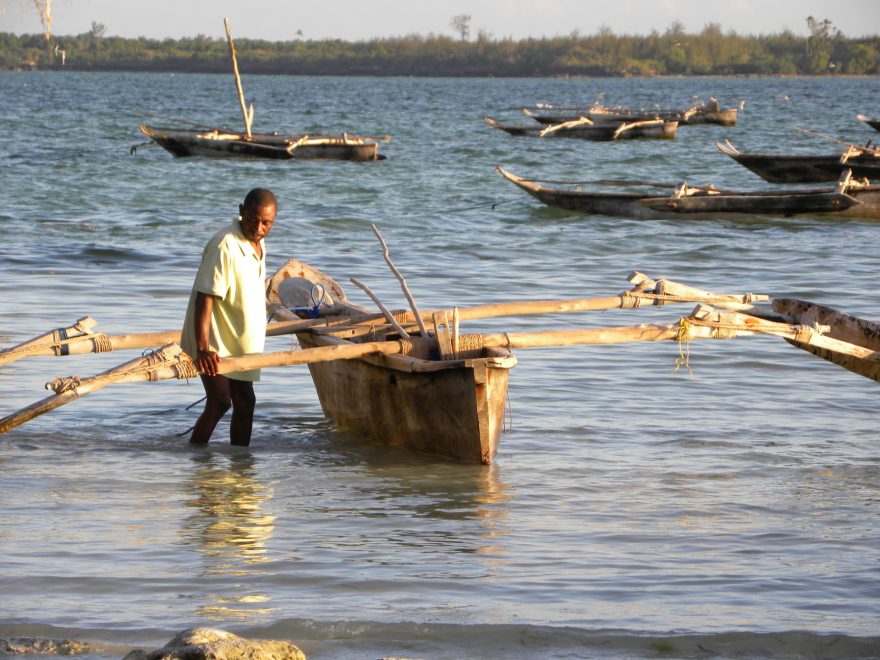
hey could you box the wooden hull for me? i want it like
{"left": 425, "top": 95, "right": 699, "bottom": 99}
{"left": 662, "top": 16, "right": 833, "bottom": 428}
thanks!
{"left": 718, "top": 147, "right": 880, "bottom": 183}
{"left": 298, "top": 332, "right": 514, "bottom": 463}
{"left": 496, "top": 167, "right": 880, "bottom": 219}
{"left": 139, "top": 125, "right": 381, "bottom": 161}
{"left": 773, "top": 298, "right": 880, "bottom": 382}
{"left": 266, "top": 259, "right": 517, "bottom": 464}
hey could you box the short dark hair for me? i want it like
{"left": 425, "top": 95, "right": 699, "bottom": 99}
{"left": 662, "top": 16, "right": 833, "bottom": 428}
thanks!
{"left": 243, "top": 188, "right": 277, "bottom": 210}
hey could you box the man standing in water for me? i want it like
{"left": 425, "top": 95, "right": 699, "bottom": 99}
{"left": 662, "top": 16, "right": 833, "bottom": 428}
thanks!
{"left": 181, "top": 188, "right": 277, "bottom": 446}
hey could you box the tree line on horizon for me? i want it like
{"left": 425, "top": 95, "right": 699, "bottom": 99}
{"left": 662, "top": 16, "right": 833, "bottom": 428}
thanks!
{"left": 1, "top": 18, "right": 878, "bottom": 76}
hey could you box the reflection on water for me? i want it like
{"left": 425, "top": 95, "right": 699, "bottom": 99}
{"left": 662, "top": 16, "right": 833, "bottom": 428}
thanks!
{"left": 181, "top": 451, "right": 276, "bottom": 620}
{"left": 354, "top": 458, "right": 514, "bottom": 577}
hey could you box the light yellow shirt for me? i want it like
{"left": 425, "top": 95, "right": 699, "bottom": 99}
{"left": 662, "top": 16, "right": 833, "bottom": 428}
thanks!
{"left": 181, "top": 219, "right": 267, "bottom": 382}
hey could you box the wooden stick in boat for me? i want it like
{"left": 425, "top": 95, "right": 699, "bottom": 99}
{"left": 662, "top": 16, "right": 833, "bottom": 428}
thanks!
{"left": 224, "top": 18, "right": 253, "bottom": 138}
{"left": 370, "top": 224, "right": 430, "bottom": 337}
{"left": 452, "top": 307, "right": 460, "bottom": 359}
{"left": 349, "top": 277, "right": 411, "bottom": 338}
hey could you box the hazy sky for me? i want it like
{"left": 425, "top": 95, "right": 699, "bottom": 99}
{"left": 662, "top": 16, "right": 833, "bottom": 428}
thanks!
{"left": 2, "top": 0, "right": 879, "bottom": 40}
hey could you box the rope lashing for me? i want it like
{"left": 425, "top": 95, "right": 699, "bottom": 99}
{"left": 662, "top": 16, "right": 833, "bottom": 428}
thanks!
{"left": 674, "top": 316, "right": 693, "bottom": 373}
{"left": 175, "top": 353, "right": 199, "bottom": 380}
{"left": 620, "top": 291, "right": 644, "bottom": 309}
{"left": 793, "top": 323, "right": 824, "bottom": 345}
{"left": 0, "top": 319, "right": 111, "bottom": 359}
{"left": 456, "top": 334, "right": 486, "bottom": 354}
{"left": 46, "top": 376, "right": 82, "bottom": 394}
{"left": 291, "top": 283, "right": 333, "bottom": 319}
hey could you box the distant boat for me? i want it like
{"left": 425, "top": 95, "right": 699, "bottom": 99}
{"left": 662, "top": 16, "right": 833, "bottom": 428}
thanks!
{"left": 139, "top": 125, "right": 384, "bottom": 161}
{"left": 716, "top": 139, "right": 880, "bottom": 183}
{"left": 496, "top": 167, "right": 880, "bottom": 219}
{"left": 136, "top": 18, "right": 388, "bottom": 162}
{"left": 523, "top": 98, "right": 738, "bottom": 127}
{"left": 857, "top": 113, "right": 880, "bottom": 132}
{"left": 485, "top": 116, "right": 678, "bottom": 140}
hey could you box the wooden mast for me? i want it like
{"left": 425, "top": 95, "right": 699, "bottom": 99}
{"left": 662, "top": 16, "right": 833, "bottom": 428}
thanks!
{"left": 224, "top": 17, "right": 253, "bottom": 138}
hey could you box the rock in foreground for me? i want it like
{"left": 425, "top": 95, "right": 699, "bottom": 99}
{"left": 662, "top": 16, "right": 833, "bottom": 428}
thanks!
{"left": 123, "top": 627, "right": 306, "bottom": 660}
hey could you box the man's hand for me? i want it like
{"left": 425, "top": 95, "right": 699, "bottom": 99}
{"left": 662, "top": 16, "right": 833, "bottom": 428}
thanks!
{"left": 196, "top": 349, "right": 221, "bottom": 377}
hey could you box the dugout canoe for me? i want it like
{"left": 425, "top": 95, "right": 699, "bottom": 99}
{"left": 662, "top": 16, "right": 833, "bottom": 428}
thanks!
{"left": 716, "top": 140, "right": 880, "bottom": 183}
{"left": 523, "top": 102, "right": 737, "bottom": 127}
{"left": 138, "top": 125, "right": 384, "bottom": 161}
{"left": 485, "top": 116, "right": 677, "bottom": 140}
{"left": 496, "top": 167, "right": 880, "bottom": 219}
{"left": 265, "top": 260, "right": 516, "bottom": 464}
{"left": 772, "top": 298, "right": 880, "bottom": 382}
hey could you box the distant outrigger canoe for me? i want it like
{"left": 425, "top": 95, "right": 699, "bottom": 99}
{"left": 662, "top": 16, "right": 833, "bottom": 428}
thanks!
{"left": 139, "top": 125, "right": 385, "bottom": 161}
{"left": 496, "top": 167, "right": 880, "bottom": 219}
{"left": 522, "top": 99, "right": 738, "bottom": 127}
{"left": 136, "top": 18, "right": 388, "bottom": 162}
{"left": 716, "top": 139, "right": 880, "bottom": 183}
{"left": 485, "top": 116, "right": 678, "bottom": 140}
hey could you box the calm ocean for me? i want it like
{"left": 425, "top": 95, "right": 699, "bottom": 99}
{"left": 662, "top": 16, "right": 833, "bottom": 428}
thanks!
{"left": 1, "top": 71, "right": 879, "bottom": 659}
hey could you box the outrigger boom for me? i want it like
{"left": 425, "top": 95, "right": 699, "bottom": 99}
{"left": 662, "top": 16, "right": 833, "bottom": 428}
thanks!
{"left": 3, "top": 267, "right": 879, "bottom": 459}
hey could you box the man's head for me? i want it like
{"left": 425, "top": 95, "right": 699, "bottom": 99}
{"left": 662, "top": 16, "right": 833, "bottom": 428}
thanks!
{"left": 239, "top": 188, "right": 277, "bottom": 244}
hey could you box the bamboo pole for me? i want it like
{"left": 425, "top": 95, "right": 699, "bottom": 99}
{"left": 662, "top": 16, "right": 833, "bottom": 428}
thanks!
{"left": 6, "top": 306, "right": 870, "bottom": 436}
{"left": 0, "top": 316, "right": 336, "bottom": 366}
{"left": 0, "top": 339, "right": 416, "bottom": 435}
{"left": 0, "top": 281, "right": 768, "bottom": 365}
{"left": 625, "top": 272, "right": 774, "bottom": 313}
{"left": 224, "top": 18, "right": 252, "bottom": 138}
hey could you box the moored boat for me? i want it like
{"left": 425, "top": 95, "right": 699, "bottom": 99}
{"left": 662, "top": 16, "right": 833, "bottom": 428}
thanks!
{"left": 265, "top": 260, "right": 516, "bottom": 464}
{"left": 136, "top": 19, "right": 388, "bottom": 162}
{"left": 523, "top": 99, "right": 738, "bottom": 127}
{"left": 485, "top": 116, "right": 677, "bottom": 140}
{"left": 716, "top": 140, "right": 880, "bottom": 183}
{"left": 139, "top": 125, "right": 384, "bottom": 161}
{"left": 496, "top": 167, "right": 880, "bottom": 219}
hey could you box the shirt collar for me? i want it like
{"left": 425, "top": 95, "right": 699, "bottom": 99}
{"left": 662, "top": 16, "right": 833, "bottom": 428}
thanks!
{"left": 231, "top": 219, "right": 264, "bottom": 259}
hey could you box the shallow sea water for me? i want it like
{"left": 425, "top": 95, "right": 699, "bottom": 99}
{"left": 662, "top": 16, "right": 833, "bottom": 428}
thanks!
{"left": 1, "top": 72, "right": 880, "bottom": 659}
